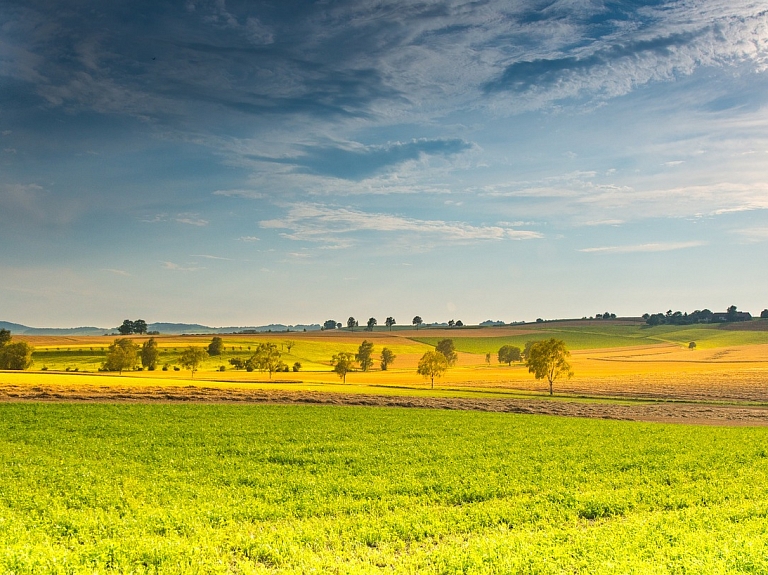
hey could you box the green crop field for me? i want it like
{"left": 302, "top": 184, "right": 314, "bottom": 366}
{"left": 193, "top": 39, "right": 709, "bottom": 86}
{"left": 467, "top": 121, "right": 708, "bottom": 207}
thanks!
{"left": 416, "top": 323, "right": 768, "bottom": 354}
{"left": 2, "top": 403, "right": 768, "bottom": 573}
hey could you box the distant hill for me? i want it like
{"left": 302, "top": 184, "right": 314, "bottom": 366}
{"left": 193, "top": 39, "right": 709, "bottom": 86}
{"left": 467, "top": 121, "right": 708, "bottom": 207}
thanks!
{"left": 0, "top": 321, "right": 321, "bottom": 336}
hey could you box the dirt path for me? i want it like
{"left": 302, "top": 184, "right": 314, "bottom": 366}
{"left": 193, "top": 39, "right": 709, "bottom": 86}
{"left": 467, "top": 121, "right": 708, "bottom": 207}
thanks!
{"left": 2, "top": 384, "right": 767, "bottom": 426}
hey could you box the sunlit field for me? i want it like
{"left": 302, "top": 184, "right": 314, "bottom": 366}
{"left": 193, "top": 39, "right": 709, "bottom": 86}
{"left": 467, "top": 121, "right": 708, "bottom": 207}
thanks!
{"left": 8, "top": 321, "right": 768, "bottom": 404}
{"left": 3, "top": 403, "right": 768, "bottom": 574}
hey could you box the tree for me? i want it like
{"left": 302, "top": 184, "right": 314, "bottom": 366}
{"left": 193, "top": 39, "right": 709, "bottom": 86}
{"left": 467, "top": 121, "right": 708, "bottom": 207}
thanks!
{"left": 498, "top": 345, "right": 522, "bottom": 366}
{"left": 207, "top": 336, "right": 224, "bottom": 356}
{"left": 0, "top": 329, "right": 11, "bottom": 347}
{"left": 761, "top": 309, "right": 768, "bottom": 319}
{"left": 118, "top": 320, "right": 134, "bottom": 335}
{"left": 284, "top": 340, "right": 296, "bottom": 353}
{"left": 356, "top": 340, "right": 374, "bottom": 371}
{"left": 179, "top": 346, "right": 207, "bottom": 378}
{"left": 331, "top": 352, "right": 355, "bottom": 383}
{"left": 689, "top": 341, "right": 697, "bottom": 350}
{"left": 229, "top": 357, "right": 246, "bottom": 370}
{"left": 380, "top": 347, "right": 396, "bottom": 370}
{"left": 412, "top": 316, "right": 423, "bottom": 330}
{"left": 347, "top": 317, "right": 357, "bottom": 331}
{"left": 141, "top": 338, "right": 159, "bottom": 370}
{"left": 448, "top": 319, "right": 455, "bottom": 328}
{"left": 525, "top": 338, "right": 573, "bottom": 396}
{"left": 133, "top": 319, "right": 148, "bottom": 335}
{"left": 522, "top": 341, "right": 536, "bottom": 361}
{"left": 104, "top": 338, "right": 138, "bottom": 374}
{"left": 455, "top": 320, "right": 463, "bottom": 327}
{"left": 485, "top": 352, "right": 491, "bottom": 365}
{"left": 249, "top": 342, "right": 284, "bottom": 379}
{"left": 417, "top": 351, "right": 448, "bottom": 389}
{"left": 323, "top": 319, "right": 338, "bottom": 330}
{"left": 0, "top": 341, "right": 33, "bottom": 370}
{"left": 367, "top": 317, "right": 377, "bottom": 331}
{"left": 386, "top": 317, "right": 396, "bottom": 331}
{"left": 435, "top": 339, "right": 457, "bottom": 366}
{"left": 292, "top": 362, "right": 301, "bottom": 372}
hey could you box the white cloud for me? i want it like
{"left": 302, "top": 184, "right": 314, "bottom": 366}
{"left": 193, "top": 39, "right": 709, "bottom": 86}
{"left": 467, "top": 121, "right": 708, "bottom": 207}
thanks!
{"left": 732, "top": 227, "right": 768, "bottom": 242}
{"left": 161, "top": 261, "right": 201, "bottom": 271}
{"left": 238, "top": 236, "right": 260, "bottom": 242}
{"left": 260, "top": 203, "right": 543, "bottom": 245}
{"left": 175, "top": 214, "right": 209, "bottom": 227}
{"left": 579, "top": 241, "right": 707, "bottom": 254}
{"left": 190, "top": 254, "right": 232, "bottom": 260}
{"left": 102, "top": 268, "right": 130, "bottom": 276}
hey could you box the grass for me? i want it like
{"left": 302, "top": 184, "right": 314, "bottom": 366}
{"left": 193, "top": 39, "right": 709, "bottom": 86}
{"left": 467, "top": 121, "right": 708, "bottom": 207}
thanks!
{"left": 2, "top": 403, "right": 768, "bottom": 573}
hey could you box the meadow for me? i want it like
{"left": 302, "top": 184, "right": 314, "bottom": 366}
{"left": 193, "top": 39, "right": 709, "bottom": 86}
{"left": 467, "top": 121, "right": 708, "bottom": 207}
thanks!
{"left": 2, "top": 403, "right": 768, "bottom": 574}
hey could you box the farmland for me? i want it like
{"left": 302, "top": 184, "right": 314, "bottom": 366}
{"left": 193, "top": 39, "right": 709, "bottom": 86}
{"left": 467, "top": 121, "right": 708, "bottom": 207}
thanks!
{"left": 2, "top": 403, "right": 768, "bottom": 573}
{"left": 2, "top": 321, "right": 768, "bottom": 572}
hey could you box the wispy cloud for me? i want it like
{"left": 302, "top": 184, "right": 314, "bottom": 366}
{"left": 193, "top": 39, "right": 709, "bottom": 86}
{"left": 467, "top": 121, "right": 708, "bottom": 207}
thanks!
{"left": 175, "top": 214, "right": 209, "bottom": 227}
{"left": 190, "top": 254, "right": 232, "bottom": 260}
{"left": 161, "top": 261, "right": 201, "bottom": 271}
{"left": 260, "top": 203, "right": 542, "bottom": 245}
{"left": 579, "top": 241, "right": 707, "bottom": 254}
{"left": 732, "top": 227, "right": 768, "bottom": 243}
{"left": 102, "top": 268, "right": 130, "bottom": 276}
{"left": 238, "top": 236, "right": 260, "bottom": 242}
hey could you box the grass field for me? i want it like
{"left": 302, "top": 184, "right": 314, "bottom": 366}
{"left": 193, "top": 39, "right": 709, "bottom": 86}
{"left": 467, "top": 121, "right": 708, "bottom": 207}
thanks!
{"left": 2, "top": 403, "right": 768, "bottom": 573}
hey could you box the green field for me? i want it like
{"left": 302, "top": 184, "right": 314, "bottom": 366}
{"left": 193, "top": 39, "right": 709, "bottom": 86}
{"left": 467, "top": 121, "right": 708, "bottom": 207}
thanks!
{"left": 416, "top": 323, "right": 768, "bottom": 354}
{"left": 2, "top": 403, "right": 768, "bottom": 573}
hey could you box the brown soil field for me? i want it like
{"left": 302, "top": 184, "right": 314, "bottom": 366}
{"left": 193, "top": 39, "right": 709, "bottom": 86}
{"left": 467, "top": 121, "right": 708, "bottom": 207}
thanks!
{"left": 1, "top": 383, "right": 766, "bottom": 426}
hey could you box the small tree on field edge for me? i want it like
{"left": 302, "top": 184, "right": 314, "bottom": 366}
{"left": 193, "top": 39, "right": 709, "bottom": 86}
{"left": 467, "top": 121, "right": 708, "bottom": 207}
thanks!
{"left": 331, "top": 352, "right": 355, "bottom": 383}
{"left": 179, "top": 346, "right": 207, "bottom": 378}
{"left": 417, "top": 351, "right": 448, "bottom": 389}
{"left": 525, "top": 338, "right": 573, "bottom": 396}
{"left": 355, "top": 340, "right": 374, "bottom": 372}
{"left": 208, "top": 336, "right": 224, "bottom": 356}
{"left": 380, "top": 347, "right": 396, "bottom": 370}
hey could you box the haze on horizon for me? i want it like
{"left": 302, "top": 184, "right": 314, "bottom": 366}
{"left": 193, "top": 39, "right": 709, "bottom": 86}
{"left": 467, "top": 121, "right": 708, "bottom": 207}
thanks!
{"left": 2, "top": 0, "right": 768, "bottom": 328}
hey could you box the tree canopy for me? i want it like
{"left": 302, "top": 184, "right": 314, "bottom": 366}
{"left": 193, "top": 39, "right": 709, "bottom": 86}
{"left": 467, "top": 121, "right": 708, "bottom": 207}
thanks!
{"left": 331, "top": 352, "right": 355, "bottom": 383}
{"left": 249, "top": 343, "right": 284, "bottom": 378}
{"left": 0, "top": 338, "right": 33, "bottom": 370}
{"left": 525, "top": 338, "right": 573, "bottom": 396}
{"left": 179, "top": 346, "right": 207, "bottom": 378}
{"left": 412, "top": 316, "right": 423, "bottom": 330}
{"left": 141, "top": 338, "right": 159, "bottom": 370}
{"left": 355, "top": 340, "right": 374, "bottom": 372}
{"left": 417, "top": 351, "right": 448, "bottom": 389}
{"left": 435, "top": 339, "right": 457, "bottom": 366}
{"left": 207, "top": 336, "right": 224, "bottom": 356}
{"left": 385, "top": 317, "right": 396, "bottom": 331}
{"left": 380, "top": 347, "right": 396, "bottom": 371}
{"left": 104, "top": 338, "right": 138, "bottom": 374}
{"left": 498, "top": 345, "right": 522, "bottom": 365}
{"left": 366, "top": 317, "right": 377, "bottom": 331}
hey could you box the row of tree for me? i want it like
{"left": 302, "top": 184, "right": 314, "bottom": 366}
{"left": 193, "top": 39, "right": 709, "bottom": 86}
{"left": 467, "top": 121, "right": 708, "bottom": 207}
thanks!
{"left": 322, "top": 316, "right": 467, "bottom": 331}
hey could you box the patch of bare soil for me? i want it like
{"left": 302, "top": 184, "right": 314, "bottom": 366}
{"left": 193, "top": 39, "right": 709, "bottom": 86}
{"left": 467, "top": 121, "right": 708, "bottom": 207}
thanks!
{"left": 1, "top": 384, "right": 767, "bottom": 426}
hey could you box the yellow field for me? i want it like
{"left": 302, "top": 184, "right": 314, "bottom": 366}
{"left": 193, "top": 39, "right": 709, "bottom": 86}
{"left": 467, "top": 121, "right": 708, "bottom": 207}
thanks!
{"left": 6, "top": 329, "right": 768, "bottom": 404}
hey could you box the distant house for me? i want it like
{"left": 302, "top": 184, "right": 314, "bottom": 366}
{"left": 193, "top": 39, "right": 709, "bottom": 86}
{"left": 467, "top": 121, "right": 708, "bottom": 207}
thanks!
{"left": 712, "top": 311, "right": 752, "bottom": 322}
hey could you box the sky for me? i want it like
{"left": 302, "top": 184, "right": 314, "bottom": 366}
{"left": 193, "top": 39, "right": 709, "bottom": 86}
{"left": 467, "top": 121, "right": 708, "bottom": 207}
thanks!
{"left": 2, "top": 0, "right": 768, "bottom": 328}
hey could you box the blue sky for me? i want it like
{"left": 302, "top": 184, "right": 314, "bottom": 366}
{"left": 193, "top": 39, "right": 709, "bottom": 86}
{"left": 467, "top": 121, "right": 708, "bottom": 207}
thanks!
{"left": 2, "top": 0, "right": 768, "bottom": 327}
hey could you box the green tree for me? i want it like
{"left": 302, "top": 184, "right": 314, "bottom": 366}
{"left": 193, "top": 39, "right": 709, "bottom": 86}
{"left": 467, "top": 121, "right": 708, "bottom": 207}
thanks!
{"left": 347, "top": 317, "right": 357, "bottom": 331}
{"left": 104, "top": 338, "right": 138, "bottom": 374}
{"left": 249, "top": 342, "right": 284, "bottom": 379}
{"left": 498, "top": 345, "right": 522, "bottom": 366}
{"left": 448, "top": 319, "right": 455, "bottom": 328}
{"left": 207, "top": 336, "right": 224, "bottom": 356}
{"left": 356, "top": 340, "right": 374, "bottom": 371}
{"left": 385, "top": 317, "right": 396, "bottom": 331}
{"left": 0, "top": 329, "right": 11, "bottom": 347}
{"left": 133, "top": 319, "right": 148, "bottom": 335}
{"left": 366, "top": 317, "right": 377, "bottom": 331}
{"left": 179, "top": 346, "right": 207, "bottom": 378}
{"left": 380, "top": 347, "right": 396, "bottom": 370}
{"left": 331, "top": 352, "right": 355, "bottom": 383}
{"left": 689, "top": 341, "right": 696, "bottom": 350}
{"left": 284, "top": 340, "right": 296, "bottom": 353}
{"left": 117, "top": 320, "right": 134, "bottom": 335}
{"left": 292, "top": 362, "right": 301, "bottom": 372}
{"left": 229, "top": 358, "right": 246, "bottom": 370}
{"left": 485, "top": 352, "right": 491, "bottom": 365}
{"left": 323, "top": 319, "right": 338, "bottom": 330}
{"left": 412, "top": 316, "right": 423, "bottom": 330}
{"left": 141, "top": 338, "right": 159, "bottom": 370}
{"left": 435, "top": 339, "right": 457, "bottom": 366}
{"left": 417, "top": 351, "right": 448, "bottom": 389}
{"left": 522, "top": 341, "right": 536, "bottom": 361}
{"left": 525, "top": 338, "right": 573, "bottom": 396}
{"left": 0, "top": 341, "right": 33, "bottom": 370}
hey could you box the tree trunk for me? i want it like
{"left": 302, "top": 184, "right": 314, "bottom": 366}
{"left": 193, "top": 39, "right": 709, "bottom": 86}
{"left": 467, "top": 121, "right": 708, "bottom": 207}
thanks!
{"left": 548, "top": 378, "right": 553, "bottom": 395}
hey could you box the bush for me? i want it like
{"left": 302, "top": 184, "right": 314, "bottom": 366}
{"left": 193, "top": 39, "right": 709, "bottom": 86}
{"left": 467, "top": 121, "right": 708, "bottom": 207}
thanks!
{"left": 293, "top": 362, "right": 302, "bottom": 372}
{"left": 162, "top": 365, "right": 168, "bottom": 371}
{"left": 41, "top": 366, "right": 48, "bottom": 371}
{"left": 219, "top": 366, "right": 226, "bottom": 372}
{"left": 173, "top": 366, "right": 180, "bottom": 371}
